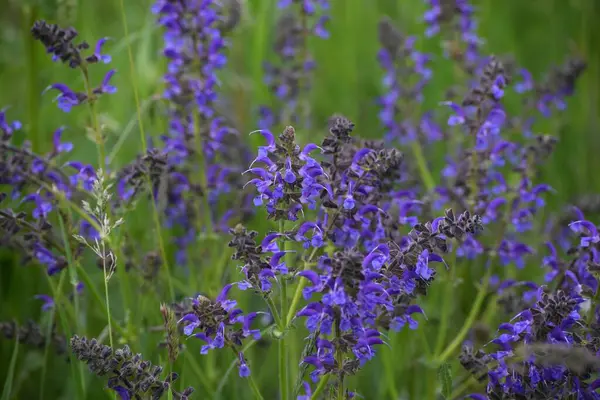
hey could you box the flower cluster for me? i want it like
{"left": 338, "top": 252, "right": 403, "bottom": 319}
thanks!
{"left": 297, "top": 209, "right": 483, "bottom": 384}
{"left": 177, "top": 285, "right": 260, "bottom": 378}
{"left": 460, "top": 214, "right": 600, "bottom": 398}
{"left": 259, "top": 0, "right": 329, "bottom": 130}
{"left": 140, "top": 0, "right": 251, "bottom": 264}
{"left": 0, "top": 2, "right": 593, "bottom": 400}
{"left": 32, "top": 20, "right": 116, "bottom": 113}
{"left": 246, "top": 125, "right": 327, "bottom": 220}
{"left": 423, "top": 0, "right": 481, "bottom": 75}
{"left": 0, "top": 106, "right": 99, "bottom": 276}
{"left": 70, "top": 335, "right": 194, "bottom": 399}
{"left": 229, "top": 224, "right": 290, "bottom": 292}
{"left": 377, "top": 17, "right": 437, "bottom": 144}
{"left": 0, "top": 319, "right": 67, "bottom": 356}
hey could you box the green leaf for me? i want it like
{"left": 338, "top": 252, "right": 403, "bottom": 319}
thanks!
{"left": 437, "top": 362, "right": 452, "bottom": 400}
{"left": 2, "top": 334, "right": 20, "bottom": 400}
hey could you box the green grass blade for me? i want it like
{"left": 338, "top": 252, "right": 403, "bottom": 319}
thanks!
{"left": 1, "top": 334, "right": 20, "bottom": 400}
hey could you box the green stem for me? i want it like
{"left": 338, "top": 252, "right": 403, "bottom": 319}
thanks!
{"left": 278, "top": 339, "right": 289, "bottom": 400}
{"left": 286, "top": 246, "right": 319, "bottom": 324}
{"left": 113, "top": 224, "right": 133, "bottom": 338}
{"left": 286, "top": 209, "right": 342, "bottom": 326}
{"left": 278, "top": 220, "right": 289, "bottom": 400}
{"left": 265, "top": 296, "right": 283, "bottom": 329}
{"left": 117, "top": 0, "right": 175, "bottom": 300}
{"left": 335, "top": 318, "right": 344, "bottom": 400}
{"left": 184, "top": 351, "right": 215, "bottom": 396}
{"left": 44, "top": 271, "right": 86, "bottom": 398}
{"left": 215, "top": 332, "right": 266, "bottom": 398}
{"left": 76, "top": 264, "right": 128, "bottom": 337}
{"left": 450, "top": 375, "right": 478, "bottom": 400}
{"left": 434, "top": 250, "right": 457, "bottom": 356}
{"left": 437, "top": 264, "right": 493, "bottom": 363}
{"left": 192, "top": 109, "right": 215, "bottom": 235}
{"left": 381, "top": 343, "right": 399, "bottom": 399}
{"left": 24, "top": 5, "right": 41, "bottom": 153}
{"left": 587, "top": 286, "right": 600, "bottom": 325}
{"left": 81, "top": 66, "right": 106, "bottom": 169}
{"left": 410, "top": 140, "right": 436, "bottom": 192}
{"left": 40, "top": 270, "right": 68, "bottom": 400}
{"left": 248, "top": 375, "right": 265, "bottom": 400}
{"left": 101, "top": 241, "right": 114, "bottom": 349}
{"left": 310, "top": 374, "right": 331, "bottom": 400}
{"left": 58, "top": 214, "right": 83, "bottom": 333}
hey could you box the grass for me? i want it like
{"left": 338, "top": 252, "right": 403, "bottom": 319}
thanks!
{"left": 0, "top": 0, "right": 599, "bottom": 399}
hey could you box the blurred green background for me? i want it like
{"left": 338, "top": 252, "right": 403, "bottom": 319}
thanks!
{"left": 1, "top": 0, "right": 600, "bottom": 399}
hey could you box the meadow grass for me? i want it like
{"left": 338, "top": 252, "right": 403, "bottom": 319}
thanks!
{"left": 1, "top": 0, "right": 599, "bottom": 399}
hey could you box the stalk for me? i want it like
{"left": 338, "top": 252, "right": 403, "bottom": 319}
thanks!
{"left": 278, "top": 220, "right": 289, "bottom": 400}
{"left": 117, "top": 0, "right": 175, "bottom": 300}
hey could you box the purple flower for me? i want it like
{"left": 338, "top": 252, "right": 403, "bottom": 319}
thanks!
{"left": 441, "top": 101, "right": 466, "bottom": 126}
{"left": 92, "top": 37, "right": 112, "bottom": 64}
{"left": 415, "top": 249, "right": 435, "bottom": 279}
{"left": 238, "top": 352, "right": 251, "bottom": 377}
{"left": 52, "top": 127, "right": 73, "bottom": 154}
{"left": 44, "top": 83, "right": 84, "bottom": 113}
{"left": 514, "top": 68, "right": 533, "bottom": 93}
{"left": 297, "top": 381, "right": 312, "bottom": 400}
{"left": 21, "top": 192, "right": 53, "bottom": 219}
{"left": 569, "top": 220, "right": 600, "bottom": 248}
{"left": 34, "top": 294, "right": 54, "bottom": 311}
{"left": 0, "top": 108, "right": 22, "bottom": 136}
{"left": 93, "top": 69, "right": 117, "bottom": 95}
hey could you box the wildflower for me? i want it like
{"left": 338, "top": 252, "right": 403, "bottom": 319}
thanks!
{"left": 178, "top": 285, "right": 259, "bottom": 350}
{"left": 245, "top": 126, "right": 327, "bottom": 220}
{"left": 31, "top": 20, "right": 88, "bottom": 68}
{"left": 34, "top": 294, "right": 55, "bottom": 312}
{"left": 377, "top": 17, "right": 434, "bottom": 144}
{"left": 260, "top": 0, "right": 329, "bottom": 130}
{"left": 70, "top": 335, "right": 194, "bottom": 399}
{"left": 0, "top": 320, "right": 67, "bottom": 355}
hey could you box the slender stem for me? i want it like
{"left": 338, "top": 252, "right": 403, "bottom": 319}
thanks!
{"left": 81, "top": 66, "right": 106, "bottom": 169}
{"left": 227, "top": 345, "right": 265, "bottom": 400}
{"left": 437, "top": 263, "right": 493, "bottom": 363}
{"left": 248, "top": 374, "right": 265, "bottom": 400}
{"left": 192, "top": 108, "right": 215, "bottom": 235}
{"left": 434, "top": 250, "right": 457, "bottom": 356}
{"left": 184, "top": 351, "right": 215, "bottom": 396}
{"left": 310, "top": 374, "right": 331, "bottom": 400}
{"left": 44, "top": 271, "right": 86, "bottom": 398}
{"left": 117, "top": 0, "right": 175, "bottom": 300}
{"left": 24, "top": 5, "right": 42, "bottom": 153}
{"left": 278, "top": 220, "right": 289, "bottom": 400}
{"left": 76, "top": 264, "right": 128, "bottom": 337}
{"left": 335, "top": 317, "right": 344, "bottom": 400}
{"left": 278, "top": 339, "right": 288, "bottom": 400}
{"left": 381, "top": 343, "right": 399, "bottom": 399}
{"left": 265, "top": 296, "right": 283, "bottom": 329}
{"left": 410, "top": 141, "right": 436, "bottom": 192}
{"left": 418, "top": 329, "right": 432, "bottom": 357}
{"left": 287, "top": 246, "right": 320, "bottom": 324}
{"left": 587, "top": 286, "right": 600, "bottom": 325}
{"left": 215, "top": 331, "right": 266, "bottom": 397}
{"left": 40, "top": 269, "right": 68, "bottom": 400}
{"left": 450, "top": 375, "right": 478, "bottom": 400}
{"left": 101, "top": 240, "right": 114, "bottom": 349}
{"left": 58, "top": 213, "right": 83, "bottom": 335}
{"left": 286, "top": 209, "right": 343, "bottom": 325}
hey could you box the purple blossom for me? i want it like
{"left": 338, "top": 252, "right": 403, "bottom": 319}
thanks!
{"left": 92, "top": 37, "right": 112, "bottom": 64}
{"left": 44, "top": 84, "right": 85, "bottom": 113}
{"left": 34, "top": 294, "right": 55, "bottom": 311}
{"left": 569, "top": 220, "right": 600, "bottom": 248}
